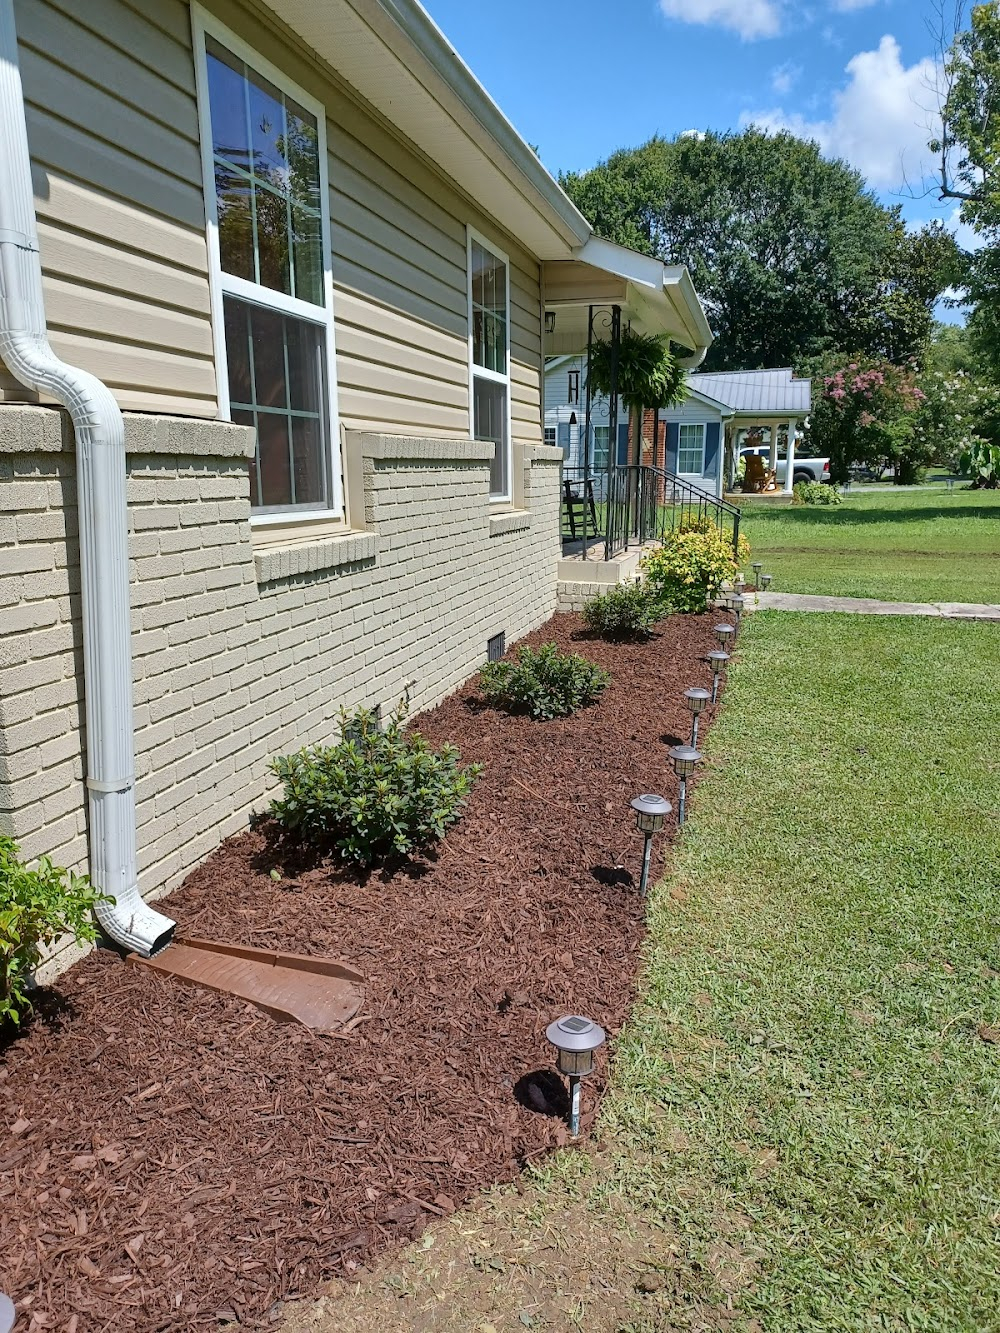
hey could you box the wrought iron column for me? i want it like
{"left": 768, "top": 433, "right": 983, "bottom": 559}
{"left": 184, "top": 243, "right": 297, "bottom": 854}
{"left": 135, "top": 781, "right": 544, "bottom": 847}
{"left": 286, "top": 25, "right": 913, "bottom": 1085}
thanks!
{"left": 581, "top": 304, "right": 594, "bottom": 561}
{"left": 604, "top": 305, "right": 621, "bottom": 561}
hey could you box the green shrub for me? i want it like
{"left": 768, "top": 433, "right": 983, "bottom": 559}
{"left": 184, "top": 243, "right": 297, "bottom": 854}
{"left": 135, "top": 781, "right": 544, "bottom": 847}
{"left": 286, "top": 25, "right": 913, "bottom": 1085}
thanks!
{"left": 641, "top": 521, "right": 751, "bottom": 613}
{"left": 582, "top": 581, "right": 666, "bottom": 640}
{"left": 1, "top": 836, "right": 108, "bottom": 1026}
{"left": 793, "top": 480, "right": 842, "bottom": 506}
{"left": 269, "top": 704, "right": 481, "bottom": 866}
{"left": 479, "top": 642, "right": 610, "bottom": 720}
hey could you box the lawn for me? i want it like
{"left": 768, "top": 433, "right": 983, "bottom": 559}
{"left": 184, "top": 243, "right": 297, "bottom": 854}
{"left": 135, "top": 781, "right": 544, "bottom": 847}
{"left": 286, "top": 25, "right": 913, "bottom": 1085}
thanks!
{"left": 296, "top": 610, "right": 1000, "bottom": 1332}
{"left": 738, "top": 488, "right": 1000, "bottom": 603}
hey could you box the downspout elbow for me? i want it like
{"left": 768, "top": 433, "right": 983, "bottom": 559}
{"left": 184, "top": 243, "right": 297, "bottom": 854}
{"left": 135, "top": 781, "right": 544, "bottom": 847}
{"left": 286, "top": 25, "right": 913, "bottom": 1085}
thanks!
{"left": 676, "top": 345, "right": 708, "bottom": 371}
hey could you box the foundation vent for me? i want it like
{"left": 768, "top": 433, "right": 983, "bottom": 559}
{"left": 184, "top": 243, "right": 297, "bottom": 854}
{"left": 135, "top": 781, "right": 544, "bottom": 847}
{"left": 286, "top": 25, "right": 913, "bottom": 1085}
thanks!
{"left": 486, "top": 632, "right": 506, "bottom": 663}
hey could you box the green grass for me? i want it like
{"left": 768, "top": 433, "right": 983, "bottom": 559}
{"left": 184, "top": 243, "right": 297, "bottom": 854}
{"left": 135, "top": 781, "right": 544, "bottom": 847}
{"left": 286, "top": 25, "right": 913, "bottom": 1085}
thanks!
{"left": 739, "top": 488, "right": 1000, "bottom": 603}
{"left": 583, "top": 612, "right": 1000, "bottom": 1329}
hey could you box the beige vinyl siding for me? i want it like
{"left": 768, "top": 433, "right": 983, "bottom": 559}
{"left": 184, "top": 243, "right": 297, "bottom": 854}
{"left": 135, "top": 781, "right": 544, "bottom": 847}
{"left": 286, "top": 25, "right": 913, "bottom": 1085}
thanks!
{"left": 8, "top": 0, "right": 544, "bottom": 444}
{"left": 13, "top": 0, "right": 218, "bottom": 416}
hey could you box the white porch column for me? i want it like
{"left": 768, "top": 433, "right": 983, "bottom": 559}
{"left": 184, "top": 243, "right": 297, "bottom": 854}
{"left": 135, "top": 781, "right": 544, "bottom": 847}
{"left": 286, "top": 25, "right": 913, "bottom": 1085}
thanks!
{"left": 783, "top": 417, "right": 797, "bottom": 494}
{"left": 768, "top": 421, "right": 779, "bottom": 479}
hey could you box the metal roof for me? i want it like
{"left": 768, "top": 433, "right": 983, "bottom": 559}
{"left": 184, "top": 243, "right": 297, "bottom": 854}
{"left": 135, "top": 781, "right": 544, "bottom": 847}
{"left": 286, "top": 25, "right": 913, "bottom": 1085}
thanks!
{"left": 688, "top": 368, "right": 811, "bottom": 415}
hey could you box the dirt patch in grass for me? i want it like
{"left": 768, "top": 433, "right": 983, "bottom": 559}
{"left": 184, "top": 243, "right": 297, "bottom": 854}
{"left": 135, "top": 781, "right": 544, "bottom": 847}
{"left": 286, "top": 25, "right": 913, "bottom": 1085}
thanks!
{"left": 0, "top": 612, "right": 721, "bottom": 1331}
{"left": 279, "top": 1159, "right": 751, "bottom": 1333}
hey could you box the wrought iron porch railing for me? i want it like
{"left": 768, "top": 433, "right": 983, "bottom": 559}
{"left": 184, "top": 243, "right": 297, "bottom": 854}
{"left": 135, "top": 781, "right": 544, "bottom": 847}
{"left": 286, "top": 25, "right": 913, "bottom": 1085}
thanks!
{"left": 562, "top": 464, "right": 742, "bottom": 561}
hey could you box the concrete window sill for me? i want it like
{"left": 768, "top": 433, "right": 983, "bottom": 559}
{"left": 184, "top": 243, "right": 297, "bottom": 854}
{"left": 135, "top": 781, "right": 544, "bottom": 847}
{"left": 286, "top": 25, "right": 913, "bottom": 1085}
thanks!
{"left": 488, "top": 509, "right": 532, "bottom": 537}
{"left": 253, "top": 531, "right": 377, "bottom": 583}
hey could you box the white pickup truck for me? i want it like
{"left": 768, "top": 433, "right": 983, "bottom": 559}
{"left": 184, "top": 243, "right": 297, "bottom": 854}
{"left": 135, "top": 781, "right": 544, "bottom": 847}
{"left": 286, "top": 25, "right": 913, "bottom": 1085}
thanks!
{"left": 740, "top": 446, "right": 832, "bottom": 486}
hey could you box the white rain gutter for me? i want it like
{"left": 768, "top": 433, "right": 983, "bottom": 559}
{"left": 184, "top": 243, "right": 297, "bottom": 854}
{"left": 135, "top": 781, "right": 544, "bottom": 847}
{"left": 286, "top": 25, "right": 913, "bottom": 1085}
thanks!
{"left": 0, "top": 0, "right": 173, "bottom": 956}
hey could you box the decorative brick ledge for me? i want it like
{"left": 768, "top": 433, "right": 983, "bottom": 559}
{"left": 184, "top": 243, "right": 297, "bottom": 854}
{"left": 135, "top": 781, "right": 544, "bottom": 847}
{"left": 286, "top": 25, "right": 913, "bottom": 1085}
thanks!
{"left": 0, "top": 404, "right": 255, "bottom": 459}
{"left": 253, "top": 531, "right": 377, "bottom": 583}
{"left": 357, "top": 433, "right": 495, "bottom": 464}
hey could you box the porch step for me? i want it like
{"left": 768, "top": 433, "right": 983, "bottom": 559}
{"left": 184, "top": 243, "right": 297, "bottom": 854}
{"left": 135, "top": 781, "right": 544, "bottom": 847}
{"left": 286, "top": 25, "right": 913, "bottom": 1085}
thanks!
{"left": 557, "top": 546, "right": 646, "bottom": 613}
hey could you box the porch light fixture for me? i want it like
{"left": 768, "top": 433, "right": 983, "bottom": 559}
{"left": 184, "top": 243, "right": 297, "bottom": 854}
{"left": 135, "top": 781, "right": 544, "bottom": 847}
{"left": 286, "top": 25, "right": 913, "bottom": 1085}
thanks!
{"left": 707, "top": 650, "right": 729, "bottom": 703}
{"left": 546, "top": 1014, "right": 606, "bottom": 1136}
{"left": 668, "top": 745, "right": 702, "bottom": 825}
{"left": 714, "top": 623, "right": 736, "bottom": 651}
{"left": 683, "top": 687, "right": 711, "bottom": 748}
{"left": 631, "top": 793, "right": 672, "bottom": 898}
{"left": 544, "top": 311, "right": 556, "bottom": 335}
{"left": 751, "top": 560, "right": 763, "bottom": 588}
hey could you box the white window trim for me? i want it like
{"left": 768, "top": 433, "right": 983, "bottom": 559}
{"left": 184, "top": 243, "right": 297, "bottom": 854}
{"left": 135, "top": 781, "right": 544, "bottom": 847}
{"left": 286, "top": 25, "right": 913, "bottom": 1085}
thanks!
{"left": 191, "top": 4, "right": 344, "bottom": 524}
{"left": 466, "top": 225, "right": 513, "bottom": 503}
{"left": 678, "top": 421, "right": 706, "bottom": 475}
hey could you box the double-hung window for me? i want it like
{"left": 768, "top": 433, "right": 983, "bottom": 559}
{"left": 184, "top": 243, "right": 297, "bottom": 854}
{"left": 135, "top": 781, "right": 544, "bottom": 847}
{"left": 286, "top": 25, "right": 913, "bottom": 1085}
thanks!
{"left": 678, "top": 422, "right": 706, "bottom": 475}
{"left": 592, "top": 425, "right": 610, "bottom": 473}
{"left": 467, "top": 229, "right": 512, "bottom": 500}
{"left": 195, "top": 13, "right": 340, "bottom": 518}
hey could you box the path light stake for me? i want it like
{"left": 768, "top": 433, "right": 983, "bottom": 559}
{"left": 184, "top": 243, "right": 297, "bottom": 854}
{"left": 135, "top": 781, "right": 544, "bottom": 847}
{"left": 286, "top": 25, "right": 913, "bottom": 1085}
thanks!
{"left": 707, "top": 650, "right": 730, "bottom": 704}
{"left": 731, "top": 594, "right": 745, "bottom": 629}
{"left": 546, "top": 1015, "right": 606, "bottom": 1137}
{"left": 683, "top": 687, "right": 711, "bottom": 748}
{"left": 714, "top": 623, "right": 736, "bottom": 652}
{"left": 668, "top": 745, "right": 702, "bottom": 825}
{"left": 630, "top": 793, "right": 672, "bottom": 898}
{"left": 761, "top": 573, "right": 772, "bottom": 590}
{"left": 734, "top": 574, "right": 747, "bottom": 596}
{"left": 751, "top": 561, "right": 763, "bottom": 589}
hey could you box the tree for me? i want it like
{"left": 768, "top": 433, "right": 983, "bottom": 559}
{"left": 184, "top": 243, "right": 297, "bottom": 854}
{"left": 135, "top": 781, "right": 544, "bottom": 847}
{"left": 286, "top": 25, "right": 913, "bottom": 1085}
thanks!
{"left": 561, "top": 131, "right": 958, "bottom": 371}
{"left": 933, "top": 2, "right": 1000, "bottom": 372}
{"left": 807, "top": 360, "right": 928, "bottom": 484}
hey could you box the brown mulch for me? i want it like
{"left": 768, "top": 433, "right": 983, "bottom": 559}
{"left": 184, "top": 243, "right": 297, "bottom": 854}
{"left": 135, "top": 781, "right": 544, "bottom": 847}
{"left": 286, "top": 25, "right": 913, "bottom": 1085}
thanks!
{"left": 0, "top": 612, "right": 723, "bottom": 1331}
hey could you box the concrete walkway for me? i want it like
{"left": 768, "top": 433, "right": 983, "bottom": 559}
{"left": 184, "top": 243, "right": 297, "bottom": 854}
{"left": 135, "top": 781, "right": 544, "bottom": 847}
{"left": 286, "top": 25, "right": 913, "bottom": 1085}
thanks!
{"left": 752, "top": 591, "right": 1000, "bottom": 620}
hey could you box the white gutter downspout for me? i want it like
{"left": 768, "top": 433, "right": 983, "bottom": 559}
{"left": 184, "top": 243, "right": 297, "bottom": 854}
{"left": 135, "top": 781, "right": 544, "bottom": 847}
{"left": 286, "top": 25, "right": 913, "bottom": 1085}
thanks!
{"left": 0, "top": 0, "right": 173, "bottom": 956}
{"left": 676, "top": 346, "right": 708, "bottom": 370}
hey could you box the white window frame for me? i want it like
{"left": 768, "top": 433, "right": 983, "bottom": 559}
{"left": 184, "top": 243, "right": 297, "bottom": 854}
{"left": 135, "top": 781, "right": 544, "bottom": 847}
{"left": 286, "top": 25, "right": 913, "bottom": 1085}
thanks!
{"left": 191, "top": 4, "right": 343, "bottom": 526}
{"left": 678, "top": 422, "right": 706, "bottom": 475}
{"left": 466, "top": 225, "right": 513, "bottom": 503}
{"left": 543, "top": 426, "right": 556, "bottom": 446}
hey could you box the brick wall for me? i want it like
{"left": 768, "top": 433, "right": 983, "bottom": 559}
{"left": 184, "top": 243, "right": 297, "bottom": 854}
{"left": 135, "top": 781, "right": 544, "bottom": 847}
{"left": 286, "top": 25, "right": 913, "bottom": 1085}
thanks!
{"left": 0, "top": 407, "right": 560, "bottom": 967}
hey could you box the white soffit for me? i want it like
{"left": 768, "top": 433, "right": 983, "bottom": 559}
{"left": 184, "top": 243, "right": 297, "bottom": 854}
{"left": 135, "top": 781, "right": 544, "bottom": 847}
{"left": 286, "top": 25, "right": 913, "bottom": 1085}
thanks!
{"left": 264, "top": 0, "right": 591, "bottom": 260}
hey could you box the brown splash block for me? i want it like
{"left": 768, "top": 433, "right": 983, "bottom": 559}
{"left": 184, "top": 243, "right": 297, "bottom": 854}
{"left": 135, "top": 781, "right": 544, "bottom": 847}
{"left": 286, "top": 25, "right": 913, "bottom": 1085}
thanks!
{"left": 131, "top": 938, "right": 364, "bottom": 1033}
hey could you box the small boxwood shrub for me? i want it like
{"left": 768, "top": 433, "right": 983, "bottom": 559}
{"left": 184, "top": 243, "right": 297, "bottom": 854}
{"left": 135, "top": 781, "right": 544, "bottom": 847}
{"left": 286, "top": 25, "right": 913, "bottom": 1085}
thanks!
{"left": 269, "top": 704, "right": 481, "bottom": 866}
{"left": 479, "top": 642, "right": 610, "bottom": 720}
{"left": 793, "top": 480, "right": 842, "bottom": 506}
{"left": 582, "top": 581, "right": 665, "bottom": 640}
{"left": 641, "top": 520, "right": 751, "bottom": 614}
{"left": 1, "top": 836, "right": 108, "bottom": 1026}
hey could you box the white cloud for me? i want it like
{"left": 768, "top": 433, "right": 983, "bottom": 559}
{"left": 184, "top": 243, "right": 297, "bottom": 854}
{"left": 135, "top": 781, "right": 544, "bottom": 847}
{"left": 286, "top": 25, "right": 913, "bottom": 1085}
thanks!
{"left": 829, "top": 0, "right": 881, "bottom": 9}
{"left": 770, "top": 61, "right": 801, "bottom": 95}
{"left": 946, "top": 206, "right": 985, "bottom": 253}
{"left": 742, "top": 35, "right": 941, "bottom": 190}
{"left": 657, "top": 0, "right": 782, "bottom": 41}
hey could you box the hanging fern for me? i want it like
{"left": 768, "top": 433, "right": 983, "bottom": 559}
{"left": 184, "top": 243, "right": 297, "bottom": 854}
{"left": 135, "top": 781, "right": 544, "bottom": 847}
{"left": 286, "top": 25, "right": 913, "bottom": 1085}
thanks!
{"left": 586, "top": 329, "right": 687, "bottom": 411}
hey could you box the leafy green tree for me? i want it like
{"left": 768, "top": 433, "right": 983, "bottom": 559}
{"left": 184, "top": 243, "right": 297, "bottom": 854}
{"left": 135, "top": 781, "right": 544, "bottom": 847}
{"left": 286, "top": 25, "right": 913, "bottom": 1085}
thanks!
{"left": 934, "top": 2, "right": 1000, "bottom": 373}
{"left": 562, "top": 131, "right": 958, "bottom": 371}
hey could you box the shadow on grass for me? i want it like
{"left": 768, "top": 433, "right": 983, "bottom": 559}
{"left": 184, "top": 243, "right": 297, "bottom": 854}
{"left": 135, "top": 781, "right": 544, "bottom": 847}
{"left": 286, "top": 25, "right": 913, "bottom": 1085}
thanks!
{"left": 747, "top": 504, "right": 1000, "bottom": 530}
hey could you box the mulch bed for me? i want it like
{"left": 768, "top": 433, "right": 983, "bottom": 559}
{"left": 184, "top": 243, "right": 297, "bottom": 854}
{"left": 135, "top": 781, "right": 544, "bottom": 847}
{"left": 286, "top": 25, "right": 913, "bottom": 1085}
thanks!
{"left": 1, "top": 612, "right": 723, "bottom": 1331}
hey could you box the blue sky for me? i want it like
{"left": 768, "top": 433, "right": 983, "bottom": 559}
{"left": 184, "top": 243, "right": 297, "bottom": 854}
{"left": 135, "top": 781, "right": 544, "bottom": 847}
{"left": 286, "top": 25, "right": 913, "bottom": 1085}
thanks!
{"left": 426, "top": 0, "right": 970, "bottom": 249}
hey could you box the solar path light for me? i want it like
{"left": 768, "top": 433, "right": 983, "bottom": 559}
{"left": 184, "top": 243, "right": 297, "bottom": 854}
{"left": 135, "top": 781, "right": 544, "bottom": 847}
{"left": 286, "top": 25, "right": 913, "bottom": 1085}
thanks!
{"left": 707, "top": 650, "right": 729, "bottom": 704}
{"left": 731, "top": 594, "right": 745, "bottom": 627}
{"left": 668, "top": 744, "right": 702, "bottom": 825}
{"left": 733, "top": 574, "right": 747, "bottom": 595}
{"left": 761, "top": 573, "right": 773, "bottom": 590}
{"left": 714, "top": 623, "right": 736, "bottom": 652}
{"left": 546, "top": 1015, "right": 606, "bottom": 1136}
{"left": 630, "top": 793, "right": 672, "bottom": 898}
{"left": 751, "top": 560, "right": 763, "bottom": 588}
{"left": 683, "top": 686, "right": 711, "bottom": 748}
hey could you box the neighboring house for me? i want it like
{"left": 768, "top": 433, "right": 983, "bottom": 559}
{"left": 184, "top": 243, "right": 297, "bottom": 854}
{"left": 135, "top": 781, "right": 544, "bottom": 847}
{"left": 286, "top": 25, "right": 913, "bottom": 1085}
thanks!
{"left": 545, "top": 362, "right": 811, "bottom": 497}
{"left": 0, "top": 0, "right": 711, "bottom": 966}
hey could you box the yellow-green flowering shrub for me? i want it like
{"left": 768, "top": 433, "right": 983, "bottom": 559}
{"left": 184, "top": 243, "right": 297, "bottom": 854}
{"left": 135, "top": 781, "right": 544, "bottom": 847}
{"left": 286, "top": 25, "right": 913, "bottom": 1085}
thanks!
{"left": 641, "top": 521, "right": 749, "bottom": 613}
